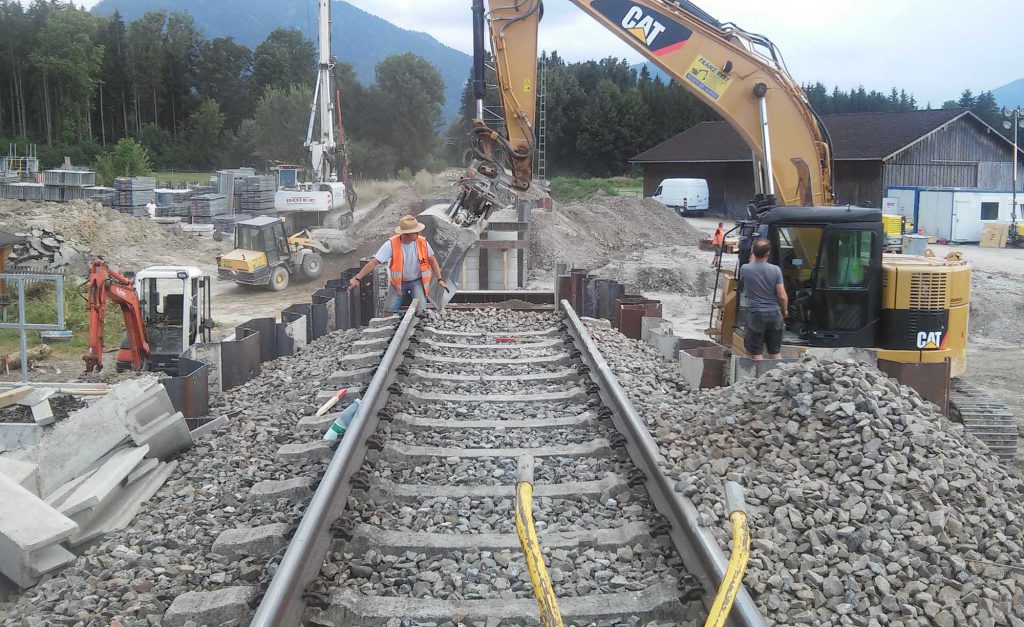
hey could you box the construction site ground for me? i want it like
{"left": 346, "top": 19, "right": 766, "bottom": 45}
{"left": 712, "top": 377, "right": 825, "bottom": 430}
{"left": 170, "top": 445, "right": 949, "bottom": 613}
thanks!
{"left": 3, "top": 190, "right": 1023, "bottom": 443}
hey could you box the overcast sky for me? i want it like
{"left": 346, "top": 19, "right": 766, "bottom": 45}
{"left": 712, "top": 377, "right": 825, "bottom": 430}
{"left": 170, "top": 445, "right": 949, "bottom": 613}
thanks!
{"left": 68, "top": 0, "right": 1021, "bottom": 106}
{"left": 338, "top": 0, "right": 1021, "bottom": 107}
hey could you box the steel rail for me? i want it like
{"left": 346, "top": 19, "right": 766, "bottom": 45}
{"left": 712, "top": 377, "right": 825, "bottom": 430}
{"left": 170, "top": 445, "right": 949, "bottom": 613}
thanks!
{"left": 561, "top": 301, "right": 767, "bottom": 627}
{"left": 250, "top": 303, "right": 420, "bottom": 627}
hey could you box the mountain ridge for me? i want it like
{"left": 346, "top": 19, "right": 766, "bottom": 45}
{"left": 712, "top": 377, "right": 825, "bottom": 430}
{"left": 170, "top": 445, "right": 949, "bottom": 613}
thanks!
{"left": 90, "top": 0, "right": 472, "bottom": 122}
{"left": 993, "top": 79, "right": 1024, "bottom": 109}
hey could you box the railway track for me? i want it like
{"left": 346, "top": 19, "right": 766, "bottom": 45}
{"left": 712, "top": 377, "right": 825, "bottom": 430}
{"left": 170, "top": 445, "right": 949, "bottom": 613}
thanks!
{"left": 251, "top": 302, "right": 766, "bottom": 627}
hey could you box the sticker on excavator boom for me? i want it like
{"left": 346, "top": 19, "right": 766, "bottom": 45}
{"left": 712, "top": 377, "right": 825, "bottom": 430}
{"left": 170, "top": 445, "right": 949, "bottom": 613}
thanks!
{"left": 592, "top": 0, "right": 693, "bottom": 56}
{"left": 685, "top": 56, "right": 732, "bottom": 102}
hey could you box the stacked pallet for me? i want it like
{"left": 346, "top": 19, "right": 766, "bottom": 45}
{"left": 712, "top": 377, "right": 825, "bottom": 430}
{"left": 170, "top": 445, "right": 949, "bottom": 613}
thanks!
{"left": 237, "top": 175, "right": 276, "bottom": 212}
{"left": 213, "top": 213, "right": 253, "bottom": 234}
{"left": 113, "top": 177, "right": 156, "bottom": 216}
{"left": 155, "top": 189, "right": 193, "bottom": 218}
{"left": 191, "top": 193, "right": 229, "bottom": 223}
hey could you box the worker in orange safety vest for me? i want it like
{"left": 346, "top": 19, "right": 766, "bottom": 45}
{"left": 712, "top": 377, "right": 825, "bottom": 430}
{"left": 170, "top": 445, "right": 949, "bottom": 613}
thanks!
{"left": 349, "top": 215, "right": 449, "bottom": 313}
{"left": 711, "top": 222, "right": 725, "bottom": 267}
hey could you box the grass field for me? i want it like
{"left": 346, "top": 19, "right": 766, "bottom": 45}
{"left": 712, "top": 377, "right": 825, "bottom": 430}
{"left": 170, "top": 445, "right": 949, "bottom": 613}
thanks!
{"left": 152, "top": 171, "right": 213, "bottom": 187}
{"left": 0, "top": 282, "right": 123, "bottom": 357}
{"left": 549, "top": 177, "right": 644, "bottom": 202}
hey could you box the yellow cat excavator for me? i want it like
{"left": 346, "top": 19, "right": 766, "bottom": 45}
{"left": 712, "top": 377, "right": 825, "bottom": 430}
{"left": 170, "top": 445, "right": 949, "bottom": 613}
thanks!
{"left": 438, "top": 1, "right": 1009, "bottom": 459}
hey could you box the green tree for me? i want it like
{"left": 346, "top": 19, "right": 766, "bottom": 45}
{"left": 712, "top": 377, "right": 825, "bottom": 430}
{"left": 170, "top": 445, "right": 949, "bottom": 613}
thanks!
{"left": 185, "top": 99, "right": 225, "bottom": 169}
{"left": 252, "top": 29, "right": 315, "bottom": 94}
{"left": 236, "top": 84, "right": 312, "bottom": 164}
{"left": 196, "top": 36, "right": 253, "bottom": 128}
{"left": 94, "top": 137, "right": 153, "bottom": 185}
{"left": 161, "top": 12, "right": 203, "bottom": 133}
{"left": 29, "top": 6, "right": 104, "bottom": 143}
{"left": 371, "top": 53, "right": 445, "bottom": 173}
{"left": 126, "top": 11, "right": 167, "bottom": 131}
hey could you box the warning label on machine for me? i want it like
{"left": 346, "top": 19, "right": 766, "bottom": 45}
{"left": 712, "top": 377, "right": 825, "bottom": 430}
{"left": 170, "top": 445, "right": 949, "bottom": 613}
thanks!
{"left": 685, "top": 56, "right": 732, "bottom": 102}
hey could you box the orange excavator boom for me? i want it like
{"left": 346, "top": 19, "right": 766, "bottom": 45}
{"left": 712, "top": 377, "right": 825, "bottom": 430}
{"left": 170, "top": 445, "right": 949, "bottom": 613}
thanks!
{"left": 83, "top": 260, "right": 150, "bottom": 373}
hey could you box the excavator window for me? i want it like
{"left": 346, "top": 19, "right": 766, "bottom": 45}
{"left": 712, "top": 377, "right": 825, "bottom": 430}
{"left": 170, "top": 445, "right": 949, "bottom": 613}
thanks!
{"left": 816, "top": 230, "right": 873, "bottom": 290}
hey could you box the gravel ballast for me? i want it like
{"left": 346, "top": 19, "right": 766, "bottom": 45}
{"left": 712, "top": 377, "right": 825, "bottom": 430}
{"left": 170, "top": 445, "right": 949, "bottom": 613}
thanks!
{"left": 587, "top": 319, "right": 1024, "bottom": 625}
{"left": 0, "top": 327, "right": 369, "bottom": 625}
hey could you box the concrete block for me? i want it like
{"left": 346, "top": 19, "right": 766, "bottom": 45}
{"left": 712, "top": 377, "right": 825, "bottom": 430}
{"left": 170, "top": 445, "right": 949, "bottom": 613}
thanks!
{"left": 0, "top": 423, "right": 42, "bottom": 451}
{"left": 277, "top": 441, "right": 333, "bottom": 463}
{"left": 124, "top": 458, "right": 160, "bottom": 486}
{"left": 248, "top": 477, "right": 314, "bottom": 503}
{"left": 6, "top": 376, "right": 157, "bottom": 495}
{"left": 0, "top": 473, "right": 78, "bottom": 587}
{"left": 368, "top": 316, "right": 400, "bottom": 327}
{"left": 189, "top": 416, "right": 229, "bottom": 441}
{"left": 212, "top": 522, "right": 290, "bottom": 560}
{"left": 59, "top": 445, "right": 150, "bottom": 517}
{"left": 338, "top": 351, "right": 384, "bottom": 369}
{"left": 327, "top": 367, "right": 375, "bottom": 385}
{"left": 129, "top": 411, "right": 192, "bottom": 461}
{"left": 314, "top": 387, "right": 363, "bottom": 404}
{"left": 28, "top": 543, "right": 75, "bottom": 580}
{"left": 30, "top": 401, "right": 54, "bottom": 427}
{"left": 124, "top": 381, "right": 176, "bottom": 428}
{"left": 0, "top": 457, "right": 40, "bottom": 496}
{"left": 640, "top": 316, "right": 667, "bottom": 343}
{"left": 352, "top": 337, "right": 389, "bottom": 351}
{"left": 163, "top": 586, "right": 254, "bottom": 627}
{"left": 69, "top": 461, "right": 176, "bottom": 547}
{"left": 297, "top": 413, "right": 337, "bottom": 432}
{"left": 650, "top": 329, "right": 681, "bottom": 360}
{"left": 44, "top": 470, "right": 96, "bottom": 509}
{"left": 15, "top": 389, "right": 54, "bottom": 408}
{"left": 360, "top": 325, "right": 395, "bottom": 337}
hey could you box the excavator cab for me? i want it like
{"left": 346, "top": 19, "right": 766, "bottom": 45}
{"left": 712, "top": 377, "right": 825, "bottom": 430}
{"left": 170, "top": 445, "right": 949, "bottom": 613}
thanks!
{"left": 734, "top": 207, "right": 884, "bottom": 350}
{"left": 119, "top": 267, "right": 213, "bottom": 373}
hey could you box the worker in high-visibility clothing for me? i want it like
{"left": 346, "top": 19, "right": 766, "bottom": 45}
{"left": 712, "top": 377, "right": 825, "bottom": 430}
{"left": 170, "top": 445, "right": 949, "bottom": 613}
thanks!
{"left": 711, "top": 222, "right": 725, "bottom": 267}
{"left": 349, "top": 215, "right": 449, "bottom": 313}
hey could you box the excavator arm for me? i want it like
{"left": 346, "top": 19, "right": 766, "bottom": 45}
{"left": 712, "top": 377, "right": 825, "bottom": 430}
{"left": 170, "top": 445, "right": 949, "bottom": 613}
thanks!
{"left": 457, "top": 0, "right": 835, "bottom": 222}
{"left": 83, "top": 260, "right": 150, "bottom": 373}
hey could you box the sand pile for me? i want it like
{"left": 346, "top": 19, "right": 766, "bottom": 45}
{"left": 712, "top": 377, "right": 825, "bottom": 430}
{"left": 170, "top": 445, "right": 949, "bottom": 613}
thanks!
{"left": 0, "top": 200, "right": 229, "bottom": 274}
{"left": 529, "top": 195, "right": 701, "bottom": 277}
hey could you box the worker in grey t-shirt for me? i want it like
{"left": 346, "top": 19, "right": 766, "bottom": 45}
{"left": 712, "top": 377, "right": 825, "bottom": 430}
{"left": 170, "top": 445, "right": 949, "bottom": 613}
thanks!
{"left": 739, "top": 239, "right": 789, "bottom": 361}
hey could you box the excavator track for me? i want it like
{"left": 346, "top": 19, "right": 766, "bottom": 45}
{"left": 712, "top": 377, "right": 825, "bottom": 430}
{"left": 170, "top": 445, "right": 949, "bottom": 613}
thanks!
{"left": 950, "top": 379, "right": 1018, "bottom": 462}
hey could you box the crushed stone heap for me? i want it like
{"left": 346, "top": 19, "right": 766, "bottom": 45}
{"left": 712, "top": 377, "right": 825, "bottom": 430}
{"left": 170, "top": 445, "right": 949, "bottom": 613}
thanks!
{"left": 588, "top": 321, "right": 1024, "bottom": 626}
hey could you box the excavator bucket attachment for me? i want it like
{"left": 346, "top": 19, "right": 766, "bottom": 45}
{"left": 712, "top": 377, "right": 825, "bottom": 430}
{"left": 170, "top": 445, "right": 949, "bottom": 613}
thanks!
{"left": 419, "top": 203, "right": 490, "bottom": 308}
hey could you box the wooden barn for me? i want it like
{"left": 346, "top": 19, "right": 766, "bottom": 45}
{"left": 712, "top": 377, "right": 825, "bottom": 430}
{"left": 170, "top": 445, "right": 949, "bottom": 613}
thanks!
{"left": 632, "top": 109, "right": 1024, "bottom": 219}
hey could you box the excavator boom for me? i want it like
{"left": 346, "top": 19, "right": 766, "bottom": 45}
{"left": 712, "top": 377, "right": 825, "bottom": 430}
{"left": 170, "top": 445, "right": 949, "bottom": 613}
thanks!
{"left": 452, "top": 0, "right": 835, "bottom": 225}
{"left": 83, "top": 260, "right": 150, "bottom": 373}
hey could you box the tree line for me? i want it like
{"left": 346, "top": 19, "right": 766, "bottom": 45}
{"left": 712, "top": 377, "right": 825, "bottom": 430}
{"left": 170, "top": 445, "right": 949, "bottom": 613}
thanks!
{"left": 0, "top": 1, "right": 444, "bottom": 178}
{"left": 2, "top": 0, "right": 1010, "bottom": 182}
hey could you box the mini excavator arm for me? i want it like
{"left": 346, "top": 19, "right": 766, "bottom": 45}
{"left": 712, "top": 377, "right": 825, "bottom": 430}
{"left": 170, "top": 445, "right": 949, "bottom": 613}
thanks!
{"left": 83, "top": 260, "right": 150, "bottom": 373}
{"left": 450, "top": 0, "right": 836, "bottom": 227}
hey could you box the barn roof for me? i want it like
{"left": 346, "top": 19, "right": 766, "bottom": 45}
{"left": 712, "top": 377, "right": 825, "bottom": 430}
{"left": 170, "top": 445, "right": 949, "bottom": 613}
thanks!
{"left": 631, "top": 108, "right": 1010, "bottom": 164}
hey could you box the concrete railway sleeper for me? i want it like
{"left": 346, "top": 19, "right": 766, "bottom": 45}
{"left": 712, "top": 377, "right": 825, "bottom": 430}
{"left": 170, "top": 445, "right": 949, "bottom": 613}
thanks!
{"left": 251, "top": 302, "right": 766, "bottom": 627}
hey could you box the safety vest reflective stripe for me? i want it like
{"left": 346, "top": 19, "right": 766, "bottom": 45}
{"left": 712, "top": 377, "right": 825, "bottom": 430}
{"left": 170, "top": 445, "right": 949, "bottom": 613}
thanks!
{"left": 388, "top": 235, "right": 432, "bottom": 297}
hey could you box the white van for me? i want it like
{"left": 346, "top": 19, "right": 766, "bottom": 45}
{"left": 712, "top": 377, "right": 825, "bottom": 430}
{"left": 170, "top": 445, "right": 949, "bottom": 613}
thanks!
{"left": 650, "top": 178, "right": 710, "bottom": 216}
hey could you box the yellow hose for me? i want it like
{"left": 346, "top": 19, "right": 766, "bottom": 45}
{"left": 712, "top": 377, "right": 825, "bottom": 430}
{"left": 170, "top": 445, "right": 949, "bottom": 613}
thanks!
{"left": 705, "top": 483, "right": 751, "bottom": 627}
{"left": 514, "top": 455, "right": 564, "bottom": 627}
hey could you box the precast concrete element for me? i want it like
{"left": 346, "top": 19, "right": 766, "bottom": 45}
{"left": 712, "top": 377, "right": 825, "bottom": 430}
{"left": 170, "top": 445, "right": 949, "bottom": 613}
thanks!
{"left": 411, "top": 352, "right": 571, "bottom": 367}
{"left": 344, "top": 521, "right": 654, "bottom": 556}
{"left": 6, "top": 377, "right": 156, "bottom": 495}
{"left": 323, "top": 583, "right": 687, "bottom": 626}
{"left": 212, "top": 523, "right": 291, "bottom": 560}
{"left": 381, "top": 439, "right": 611, "bottom": 462}
{"left": 277, "top": 441, "right": 334, "bottom": 463}
{"left": 338, "top": 351, "right": 385, "bottom": 369}
{"left": 419, "top": 326, "right": 559, "bottom": 339}
{"left": 416, "top": 337, "right": 562, "bottom": 351}
{"left": 0, "top": 457, "right": 41, "bottom": 496}
{"left": 0, "top": 423, "right": 42, "bottom": 451}
{"left": 393, "top": 411, "right": 597, "bottom": 433}
{"left": 0, "top": 473, "right": 77, "bottom": 587}
{"left": 189, "top": 416, "right": 229, "bottom": 441}
{"left": 69, "top": 460, "right": 176, "bottom": 547}
{"left": 58, "top": 445, "right": 150, "bottom": 517}
{"left": 327, "top": 367, "right": 376, "bottom": 385}
{"left": 404, "top": 368, "right": 578, "bottom": 384}
{"left": 400, "top": 387, "right": 589, "bottom": 405}
{"left": 366, "top": 474, "right": 628, "bottom": 504}
{"left": 163, "top": 586, "right": 254, "bottom": 627}
{"left": 248, "top": 477, "right": 315, "bottom": 504}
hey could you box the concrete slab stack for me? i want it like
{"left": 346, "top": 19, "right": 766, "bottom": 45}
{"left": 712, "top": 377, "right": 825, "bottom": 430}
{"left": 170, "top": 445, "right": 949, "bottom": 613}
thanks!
{"left": 113, "top": 177, "right": 156, "bottom": 215}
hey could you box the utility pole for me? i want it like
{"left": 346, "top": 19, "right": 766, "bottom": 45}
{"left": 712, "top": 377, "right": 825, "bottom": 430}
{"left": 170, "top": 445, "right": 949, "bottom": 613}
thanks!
{"left": 1004, "top": 107, "right": 1024, "bottom": 245}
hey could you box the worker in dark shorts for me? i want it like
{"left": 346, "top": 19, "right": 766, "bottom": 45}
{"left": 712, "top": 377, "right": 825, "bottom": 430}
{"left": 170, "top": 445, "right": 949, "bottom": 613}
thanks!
{"left": 739, "top": 239, "right": 788, "bottom": 361}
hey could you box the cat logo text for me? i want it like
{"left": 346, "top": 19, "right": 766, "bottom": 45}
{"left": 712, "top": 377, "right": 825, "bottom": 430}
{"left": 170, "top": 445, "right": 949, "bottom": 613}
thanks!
{"left": 621, "top": 7, "right": 667, "bottom": 47}
{"left": 916, "top": 331, "right": 946, "bottom": 350}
